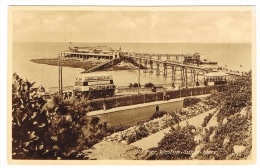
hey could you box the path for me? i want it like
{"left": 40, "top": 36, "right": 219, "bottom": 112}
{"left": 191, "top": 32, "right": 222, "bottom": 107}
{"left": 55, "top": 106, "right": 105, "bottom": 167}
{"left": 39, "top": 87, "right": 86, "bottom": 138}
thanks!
{"left": 130, "top": 108, "right": 216, "bottom": 150}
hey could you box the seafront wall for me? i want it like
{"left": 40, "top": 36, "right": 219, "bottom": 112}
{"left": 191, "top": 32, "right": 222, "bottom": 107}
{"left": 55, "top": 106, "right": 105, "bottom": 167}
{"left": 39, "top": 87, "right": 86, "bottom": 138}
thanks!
{"left": 89, "top": 85, "right": 225, "bottom": 112}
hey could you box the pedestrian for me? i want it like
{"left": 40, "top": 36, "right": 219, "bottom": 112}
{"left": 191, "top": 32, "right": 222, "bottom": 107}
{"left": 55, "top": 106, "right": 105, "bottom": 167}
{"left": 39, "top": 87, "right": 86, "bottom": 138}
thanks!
{"left": 163, "top": 91, "right": 166, "bottom": 100}
{"left": 172, "top": 83, "right": 175, "bottom": 89}
{"left": 63, "top": 93, "right": 67, "bottom": 99}
{"left": 156, "top": 105, "right": 159, "bottom": 112}
{"left": 103, "top": 98, "right": 107, "bottom": 111}
{"left": 196, "top": 81, "right": 199, "bottom": 86}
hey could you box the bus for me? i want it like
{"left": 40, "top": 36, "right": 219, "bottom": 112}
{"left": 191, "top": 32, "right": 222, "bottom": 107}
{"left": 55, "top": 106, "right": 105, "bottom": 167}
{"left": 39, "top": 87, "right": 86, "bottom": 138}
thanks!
{"left": 73, "top": 73, "right": 116, "bottom": 99}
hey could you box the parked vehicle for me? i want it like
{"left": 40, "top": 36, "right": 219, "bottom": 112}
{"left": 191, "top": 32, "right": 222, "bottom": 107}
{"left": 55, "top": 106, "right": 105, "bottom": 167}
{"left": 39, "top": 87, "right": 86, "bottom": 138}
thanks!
{"left": 73, "top": 73, "right": 116, "bottom": 99}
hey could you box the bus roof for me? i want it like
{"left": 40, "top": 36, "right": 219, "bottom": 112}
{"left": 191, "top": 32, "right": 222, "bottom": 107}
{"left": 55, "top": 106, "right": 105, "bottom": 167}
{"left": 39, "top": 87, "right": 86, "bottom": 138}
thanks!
{"left": 77, "top": 73, "right": 112, "bottom": 78}
{"left": 204, "top": 72, "right": 229, "bottom": 77}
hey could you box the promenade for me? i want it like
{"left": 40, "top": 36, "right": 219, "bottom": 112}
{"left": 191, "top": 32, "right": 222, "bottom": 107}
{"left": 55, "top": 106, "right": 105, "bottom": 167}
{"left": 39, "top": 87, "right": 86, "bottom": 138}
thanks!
{"left": 87, "top": 94, "right": 210, "bottom": 126}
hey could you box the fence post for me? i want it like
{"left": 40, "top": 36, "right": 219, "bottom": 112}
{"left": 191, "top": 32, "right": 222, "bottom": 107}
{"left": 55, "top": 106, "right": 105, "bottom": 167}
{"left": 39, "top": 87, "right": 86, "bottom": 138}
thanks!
{"left": 144, "top": 94, "right": 146, "bottom": 103}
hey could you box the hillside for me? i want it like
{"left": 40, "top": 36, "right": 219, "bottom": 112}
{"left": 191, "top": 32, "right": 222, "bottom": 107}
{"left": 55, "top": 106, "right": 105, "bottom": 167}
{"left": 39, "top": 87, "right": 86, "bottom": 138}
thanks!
{"left": 81, "top": 71, "right": 252, "bottom": 160}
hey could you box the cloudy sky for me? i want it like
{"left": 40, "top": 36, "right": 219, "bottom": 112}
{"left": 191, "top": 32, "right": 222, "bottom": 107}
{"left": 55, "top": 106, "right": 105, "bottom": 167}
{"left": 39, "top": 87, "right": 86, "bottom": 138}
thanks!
{"left": 12, "top": 7, "right": 254, "bottom": 43}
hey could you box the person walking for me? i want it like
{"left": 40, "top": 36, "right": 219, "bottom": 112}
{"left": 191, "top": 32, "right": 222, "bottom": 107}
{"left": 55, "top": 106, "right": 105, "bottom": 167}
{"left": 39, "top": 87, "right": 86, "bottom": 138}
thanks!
{"left": 156, "top": 104, "right": 159, "bottom": 112}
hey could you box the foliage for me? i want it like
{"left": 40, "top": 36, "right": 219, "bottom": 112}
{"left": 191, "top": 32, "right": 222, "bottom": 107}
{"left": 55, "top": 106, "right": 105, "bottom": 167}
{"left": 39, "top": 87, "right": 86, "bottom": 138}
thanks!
{"left": 133, "top": 82, "right": 141, "bottom": 87}
{"left": 150, "top": 111, "right": 167, "bottom": 120}
{"left": 144, "top": 82, "right": 154, "bottom": 88}
{"left": 201, "top": 113, "right": 214, "bottom": 127}
{"left": 45, "top": 96, "right": 89, "bottom": 158}
{"left": 169, "top": 112, "right": 181, "bottom": 125}
{"left": 195, "top": 107, "right": 252, "bottom": 160}
{"left": 12, "top": 73, "right": 52, "bottom": 159}
{"left": 154, "top": 125, "right": 197, "bottom": 160}
{"left": 217, "top": 72, "right": 252, "bottom": 121}
{"left": 183, "top": 97, "right": 201, "bottom": 108}
{"left": 126, "top": 123, "right": 149, "bottom": 144}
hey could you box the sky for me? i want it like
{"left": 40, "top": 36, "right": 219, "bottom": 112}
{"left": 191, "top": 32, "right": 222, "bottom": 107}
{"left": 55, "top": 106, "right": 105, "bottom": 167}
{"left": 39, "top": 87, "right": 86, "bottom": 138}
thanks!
{"left": 12, "top": 7, "right": 254, "bottom": 43}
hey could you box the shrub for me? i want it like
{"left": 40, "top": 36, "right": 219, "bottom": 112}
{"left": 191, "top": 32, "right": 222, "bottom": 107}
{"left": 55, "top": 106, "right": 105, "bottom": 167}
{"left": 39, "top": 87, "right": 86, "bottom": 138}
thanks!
{"left": 133, "top": 82, "right": 141, "bottom": 87}
{"left": 169, "top": 112, "right": 181, "bottom": 125}
{"left": 12, "top": 73, "right": 52, "bottom": 159}
{"left": 217, "top": 72, "right": 252, "bottom": 121}
{"left": 144, "top": 82, "right": 154, "bottom": 87}
{"left": 201, "top": 113, "right": 214, "bottom": 127}
{"left": 47, "top": 98, "right": 89, "bottom": 158}
{"left": 106, "top": 124, "right": 130, "bottom": 134}
{"left": 154, "top": 125, "right": 197, "bottom": 160}
{"left": 183, "top": 97, "right": 201, "bottom": 108}
{"left": 126, "top": 124, "right": 149, "bottom": 144}
{"left": 150, "top": 111, "right": 167, "bottom": 120}
{"left": 196, "top": 106, "right": 252, "bottom": 160}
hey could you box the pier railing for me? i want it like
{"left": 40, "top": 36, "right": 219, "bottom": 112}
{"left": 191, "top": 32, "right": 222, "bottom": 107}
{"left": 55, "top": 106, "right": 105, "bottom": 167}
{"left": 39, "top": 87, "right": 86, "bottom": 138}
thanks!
{"left": 88, "top": 85, "right": 225, "bottom": 112}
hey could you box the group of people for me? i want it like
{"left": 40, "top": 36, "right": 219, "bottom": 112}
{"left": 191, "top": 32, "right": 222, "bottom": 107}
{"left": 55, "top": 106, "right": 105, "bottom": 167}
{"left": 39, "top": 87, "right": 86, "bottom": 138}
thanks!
{"left": 63, "top": 92, "right": 72, "bottom": 99}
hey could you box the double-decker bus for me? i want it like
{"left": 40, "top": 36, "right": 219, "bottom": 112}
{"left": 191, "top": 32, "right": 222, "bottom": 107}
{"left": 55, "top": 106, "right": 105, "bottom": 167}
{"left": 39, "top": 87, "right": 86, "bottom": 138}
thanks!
{"left": 73, "top": 73, "right": 116, "bottom": 99}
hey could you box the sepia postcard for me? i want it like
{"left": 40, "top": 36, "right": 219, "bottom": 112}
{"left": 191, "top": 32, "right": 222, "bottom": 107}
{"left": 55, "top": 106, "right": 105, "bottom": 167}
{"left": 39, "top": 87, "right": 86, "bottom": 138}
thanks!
{"left": 8, "top": 6, "right": 256, "bottom": 165}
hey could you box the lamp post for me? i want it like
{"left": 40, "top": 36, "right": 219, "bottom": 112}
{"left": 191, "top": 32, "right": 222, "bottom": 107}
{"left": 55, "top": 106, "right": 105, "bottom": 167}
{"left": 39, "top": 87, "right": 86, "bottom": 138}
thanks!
{"left": 58, "top": 53, "right": 63, "bottom": 97}
{"left": 138, "top": 57, "right": 141, "bottom": 94}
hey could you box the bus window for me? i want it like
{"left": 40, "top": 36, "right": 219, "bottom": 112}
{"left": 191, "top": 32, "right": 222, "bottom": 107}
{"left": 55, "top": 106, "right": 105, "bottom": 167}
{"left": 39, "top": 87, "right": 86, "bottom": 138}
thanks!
{"left": 83, "top": 82, "right": 88, "bottom": 86}
{"left": 110, "top": 80, "right": 114, "bottom": 84}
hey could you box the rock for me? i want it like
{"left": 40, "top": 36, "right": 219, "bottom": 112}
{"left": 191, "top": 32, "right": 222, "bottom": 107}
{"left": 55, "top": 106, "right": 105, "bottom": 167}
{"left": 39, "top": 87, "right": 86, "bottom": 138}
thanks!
{"left": 239, "top": 108, "right": 248, "bottom": 117}
{"left": 222, "top": 118, "right": 228, "bottom": 125}
{"left": 194, "top": 134, "right": 203, "bottom": 144}
{"left": 191, "top": 144, "right": 204, "bottom": 159}
{"left": 222, "top": 137, "right": 230, "bottom": 147}
{"left": 233, "top": 145, "right": 246, "bottom": 154}
{"left": 206, "top": 111, "right": 219, "bottom": 129}
{"left": 209, "top": 130, "right": 216, "bottom": 142}
{"left": 121, "top": 140, "right": 127, "bottom": 144}
{"left": 201, "top": 127, "right": 207, "bottom": 136}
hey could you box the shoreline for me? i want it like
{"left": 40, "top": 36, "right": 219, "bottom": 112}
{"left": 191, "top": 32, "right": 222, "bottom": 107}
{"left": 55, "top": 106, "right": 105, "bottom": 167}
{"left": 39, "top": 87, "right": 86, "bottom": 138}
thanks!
{"left": 30, "top": 58, "right": 138, "bottom": 71}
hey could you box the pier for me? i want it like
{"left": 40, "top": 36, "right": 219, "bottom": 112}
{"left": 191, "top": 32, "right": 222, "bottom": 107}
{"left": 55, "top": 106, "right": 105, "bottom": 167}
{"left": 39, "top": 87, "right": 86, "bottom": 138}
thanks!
{"left": 60, "top": 46, "right": 242, "bottom": 90}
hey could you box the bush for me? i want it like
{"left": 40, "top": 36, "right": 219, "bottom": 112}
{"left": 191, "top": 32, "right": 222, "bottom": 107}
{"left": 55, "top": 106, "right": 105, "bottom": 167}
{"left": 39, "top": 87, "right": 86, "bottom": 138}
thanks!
{"left": 169, "top": 112, "right": 181, "bottom": 125}
{"left": 150, "top": 111, "right": 167, "bottom": 120}
{"left": 144, "top": 82, "right": 154, "bottom": 87}
{"left": 183, "top": 97, "right": 201, "bottom": 108}
{"left": 201, "top": 113, "right": 214, "bottom": 127}
{"left": 217, "top": 72, "right": 252, "bottom": 121}
{"left": 12, "top": 73, "right": 52, "bottom": 159}
{"left": 133, "top": 82, "right": 141, "bottom": 87}
{"left": 154, "top": 125, "right": 197, "bottom": 160}
{"left": 126, "top": 124, "right": 149, "bottom": 144}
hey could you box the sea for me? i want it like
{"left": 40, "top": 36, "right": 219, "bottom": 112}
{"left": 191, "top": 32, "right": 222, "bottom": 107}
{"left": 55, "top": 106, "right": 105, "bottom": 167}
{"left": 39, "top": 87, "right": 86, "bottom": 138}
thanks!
{"left": 12, "top": 42, "right": 252, "bottom": 89}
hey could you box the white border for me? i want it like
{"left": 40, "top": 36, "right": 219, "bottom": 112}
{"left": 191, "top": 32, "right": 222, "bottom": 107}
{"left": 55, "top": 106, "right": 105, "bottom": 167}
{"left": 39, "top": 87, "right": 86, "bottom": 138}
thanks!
{"left": 1, "top": 0, "right": 259, "bottom": 168}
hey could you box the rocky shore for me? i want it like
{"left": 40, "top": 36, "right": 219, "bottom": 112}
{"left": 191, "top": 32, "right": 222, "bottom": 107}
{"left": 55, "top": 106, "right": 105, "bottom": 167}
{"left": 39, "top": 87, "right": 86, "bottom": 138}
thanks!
{"left": 30, "top": 58, "right": 138, "bottom": 71}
